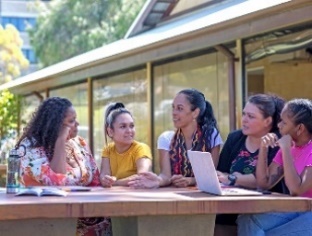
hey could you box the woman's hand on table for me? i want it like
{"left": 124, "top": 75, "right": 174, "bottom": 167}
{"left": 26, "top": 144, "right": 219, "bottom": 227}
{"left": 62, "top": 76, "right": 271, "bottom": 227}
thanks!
{"left": 170, "top": 175, "right": 194, "bottom": 187}
{"left": 216, "top": 171, "right": 230, "bottom": 185}
{"left": 128, "top": 172, "right": 160, "bottom": 189}
{"left": 100, "top": 175, "right": 116, "bottom": 188}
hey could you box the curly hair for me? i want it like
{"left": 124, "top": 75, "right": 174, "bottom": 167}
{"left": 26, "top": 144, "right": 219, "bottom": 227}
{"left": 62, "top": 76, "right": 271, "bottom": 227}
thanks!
{"left": 16, "top": 97, "right": 72, "bottom": 160}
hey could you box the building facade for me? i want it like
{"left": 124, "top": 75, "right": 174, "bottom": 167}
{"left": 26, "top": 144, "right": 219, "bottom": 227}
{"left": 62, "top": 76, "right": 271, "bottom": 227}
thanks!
{"left": 0, "top": 0, "right": 47, "bottom": 74}
{"left": 1, "top": 0, "right": 311, "bottom": 170}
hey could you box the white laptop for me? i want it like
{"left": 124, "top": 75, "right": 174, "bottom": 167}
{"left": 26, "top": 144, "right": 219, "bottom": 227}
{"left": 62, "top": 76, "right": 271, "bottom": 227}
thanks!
{"left": 187, "top": 150, "right": 262, "bottom": 196}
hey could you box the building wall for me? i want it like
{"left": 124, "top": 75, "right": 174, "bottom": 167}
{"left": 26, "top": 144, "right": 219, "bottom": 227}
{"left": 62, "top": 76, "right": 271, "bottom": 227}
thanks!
{"left": 265, "top": 62, "right": 312, "bottom": 101}
{"left": 247, "top": 74, "right": 264, "bottom": 97}
{"left": 43, "top": 49, "right": 231, "bottom": 170}
{"left": 247, "top": 56, "right": 312, "bottom": 102}
{"left": 0, "top": 0, "right": 41, "bottom": 74}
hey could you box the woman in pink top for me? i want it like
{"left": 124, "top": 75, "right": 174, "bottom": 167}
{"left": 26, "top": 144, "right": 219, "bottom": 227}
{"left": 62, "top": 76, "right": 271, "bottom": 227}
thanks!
{"left": 237, "top": 98, "right": 312, "bottom": 236}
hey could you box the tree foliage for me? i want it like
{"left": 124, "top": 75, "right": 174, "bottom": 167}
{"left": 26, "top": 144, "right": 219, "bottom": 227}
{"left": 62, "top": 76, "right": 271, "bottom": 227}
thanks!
{"left": 0, "top": 90, "right": 21, "bottom": 144}
{"left": 0, "top": 24, "right": 29, "bottom": 84}
{"left": 29, "top": 0, "right": 146, "bottom": 67}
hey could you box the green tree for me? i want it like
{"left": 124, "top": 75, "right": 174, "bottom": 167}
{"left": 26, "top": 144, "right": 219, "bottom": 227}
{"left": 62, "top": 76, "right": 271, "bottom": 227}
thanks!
{"left": 0, "top": 24, "right": 29, "bottom": 84}
{"left": 0, "top": 24, "right": 28, "bottom": 149}
{"left": 29, "top": 0, "right": 146, "bottom": 67}
{"left": 0, "top": 90, "right": 21, "bottom": 147}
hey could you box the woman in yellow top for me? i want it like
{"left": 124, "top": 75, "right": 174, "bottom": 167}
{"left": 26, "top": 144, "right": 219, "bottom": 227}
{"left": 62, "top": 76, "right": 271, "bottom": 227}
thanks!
{"left": 100, "top": 102, "right": 152, "bottom": 187}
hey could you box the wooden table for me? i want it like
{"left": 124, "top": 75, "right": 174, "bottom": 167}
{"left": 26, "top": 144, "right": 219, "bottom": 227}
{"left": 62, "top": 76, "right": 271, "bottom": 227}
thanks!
{"left": 0, "top": 187, "right": 311, "bottom": 236}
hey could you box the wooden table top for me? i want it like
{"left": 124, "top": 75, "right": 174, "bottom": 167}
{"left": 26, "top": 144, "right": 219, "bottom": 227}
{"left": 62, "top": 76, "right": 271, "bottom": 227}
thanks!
{"left": 0, "top": 186, "right": 311, "bottom": 220}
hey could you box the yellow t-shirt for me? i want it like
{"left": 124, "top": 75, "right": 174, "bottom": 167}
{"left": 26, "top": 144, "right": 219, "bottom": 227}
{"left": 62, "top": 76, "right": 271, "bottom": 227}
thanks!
{"left": 102, "top": 141, "right": 152, "bottom": 179}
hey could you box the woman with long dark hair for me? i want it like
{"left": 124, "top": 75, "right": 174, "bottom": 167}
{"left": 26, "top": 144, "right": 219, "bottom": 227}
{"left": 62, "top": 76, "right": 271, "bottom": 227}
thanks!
{"left": 215, "top": 93, "right": 286, "bottom": 235}
{"left": 129, "top": 88, "right": 222, "bottom": 188}
{"left": 17, "top": 97, "right": 111, "bottom": 236}
{"left": 238, "top": 98, "right": 312, "bottom": 235}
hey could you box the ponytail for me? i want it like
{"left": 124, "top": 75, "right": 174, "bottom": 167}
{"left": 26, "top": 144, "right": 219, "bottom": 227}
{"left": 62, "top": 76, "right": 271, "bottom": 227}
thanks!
{"left": 178, "top": 88, "right": 219, "bottom": 149}
{"left": 200, "top": 100, "right": 219, "bottom": 148}
{"left": 248, "top": 94, "right": 285, "bottom": 133}
{"left": 104, "top": 102, "right": 131, "bottom": 144}
{"left": 271, "top": 95, "right": 285, "bottom": 132}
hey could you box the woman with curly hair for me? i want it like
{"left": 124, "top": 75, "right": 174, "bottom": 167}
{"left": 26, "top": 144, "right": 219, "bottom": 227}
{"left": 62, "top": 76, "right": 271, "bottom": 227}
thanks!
{"left": 16, "top": 97, "right": 111, "bottom": 236}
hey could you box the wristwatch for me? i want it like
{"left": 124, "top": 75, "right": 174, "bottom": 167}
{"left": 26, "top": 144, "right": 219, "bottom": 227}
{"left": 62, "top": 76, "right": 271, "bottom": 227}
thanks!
{"left": 228, "top": 174, "right": 237, "bottom": 186}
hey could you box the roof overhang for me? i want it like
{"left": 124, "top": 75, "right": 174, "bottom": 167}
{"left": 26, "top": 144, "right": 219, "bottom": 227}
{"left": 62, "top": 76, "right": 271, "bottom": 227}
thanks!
{"left": 1, "top": 0, "right": 311, "bottom": 95}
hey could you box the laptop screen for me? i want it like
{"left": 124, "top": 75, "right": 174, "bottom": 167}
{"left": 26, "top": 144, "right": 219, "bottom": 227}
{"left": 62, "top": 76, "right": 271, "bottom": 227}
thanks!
{"left": 187, "top": 150, "right": 222, "bottom": 195}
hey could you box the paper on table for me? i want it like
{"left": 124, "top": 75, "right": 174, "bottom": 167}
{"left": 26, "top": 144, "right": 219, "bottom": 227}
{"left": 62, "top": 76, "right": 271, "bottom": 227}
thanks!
{"left": 15, "top": 187, "right": 68, "bottom": 197}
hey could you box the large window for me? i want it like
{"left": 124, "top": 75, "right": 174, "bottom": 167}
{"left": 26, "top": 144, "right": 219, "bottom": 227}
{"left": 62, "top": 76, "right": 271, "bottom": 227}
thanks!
{"left": 93, "top": 69, "right": 147, "bottom": 163}
{"left": 244, "top": 26, "right": 312, "bottom": 100}
{"left": 153, "top": 51, "right": 230, "bottom": 172}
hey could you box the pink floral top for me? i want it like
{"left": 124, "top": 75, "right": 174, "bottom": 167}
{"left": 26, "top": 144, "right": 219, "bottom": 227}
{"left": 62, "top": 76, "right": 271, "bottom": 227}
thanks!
{"left": 20, "top": 136, "right": 100, "bottom": 187}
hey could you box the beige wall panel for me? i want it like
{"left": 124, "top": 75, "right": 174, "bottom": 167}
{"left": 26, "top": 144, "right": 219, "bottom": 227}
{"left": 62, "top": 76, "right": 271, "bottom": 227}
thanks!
{"left": 265, "top": 62, "right": 312, "bottom": 101}
{"left": 248, "top": 74, "right": 264, "bottom": 96}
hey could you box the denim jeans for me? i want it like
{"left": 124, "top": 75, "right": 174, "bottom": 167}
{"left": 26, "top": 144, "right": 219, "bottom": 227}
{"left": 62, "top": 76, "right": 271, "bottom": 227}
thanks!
{"left": 237, "top": 212, "right": 312, "bottom": 236}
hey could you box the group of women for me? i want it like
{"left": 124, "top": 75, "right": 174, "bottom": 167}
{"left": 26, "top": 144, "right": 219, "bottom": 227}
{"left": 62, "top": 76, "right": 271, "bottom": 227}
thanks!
{"left": 16, "top": 88, "right": 312, "bottom": 236}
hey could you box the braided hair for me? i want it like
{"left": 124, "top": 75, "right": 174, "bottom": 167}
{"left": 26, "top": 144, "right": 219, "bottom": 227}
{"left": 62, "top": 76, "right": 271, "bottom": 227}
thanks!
{"left": 285, "top": 99, "right": 312, "bottom": 134}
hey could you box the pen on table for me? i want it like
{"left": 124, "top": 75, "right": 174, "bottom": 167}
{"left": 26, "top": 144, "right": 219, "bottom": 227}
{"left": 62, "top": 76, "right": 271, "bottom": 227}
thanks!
{"left": 59, "top": 187, "right": 91, "bottom": 192}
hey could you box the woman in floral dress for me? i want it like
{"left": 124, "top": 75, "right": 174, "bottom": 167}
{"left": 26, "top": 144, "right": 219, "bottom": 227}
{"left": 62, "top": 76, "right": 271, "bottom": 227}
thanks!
{"left": 16, "top": 97, "right": 111, "bottom": 236}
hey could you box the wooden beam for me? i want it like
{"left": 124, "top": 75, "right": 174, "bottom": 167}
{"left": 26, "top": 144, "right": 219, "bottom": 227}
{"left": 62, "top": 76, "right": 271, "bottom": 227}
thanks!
{"left": 214, "top": 45, "right": 237, "bottom": 131}
{"left": 146, "top": 62, "right": 154, "bottom": 169}
{"left": 87, "top": 77, "right": 94, "bottom": 154}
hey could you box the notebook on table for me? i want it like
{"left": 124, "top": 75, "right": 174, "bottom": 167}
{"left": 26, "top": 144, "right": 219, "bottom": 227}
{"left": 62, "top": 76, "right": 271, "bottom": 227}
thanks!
{"left": 187, "top": 150, "right": 262, "bottom": 196}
